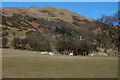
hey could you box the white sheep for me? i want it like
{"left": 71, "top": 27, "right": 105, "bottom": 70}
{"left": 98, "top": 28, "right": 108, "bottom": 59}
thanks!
{"left": 49, "top": 52, "right": 54, "bottom": 56}
{"left": 41, "top": 52, "right": 47, "bottom": 55}
{"left": 44, "top": 52, "right": 48, "bottom": 54}
{"left": 33, "top": 52, "right": 36, "bottom": 54}
{"left": 69, "top": 53, "right": 73, "bottom": 56}
{"left": 104, "top": 54, "right": 109, "bottom": 56}
{"left": 91, "top": 54, "right": 94, "bottom": 57}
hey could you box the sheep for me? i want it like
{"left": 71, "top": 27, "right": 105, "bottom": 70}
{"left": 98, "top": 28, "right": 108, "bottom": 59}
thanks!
{"left": 49, "top": 52, "right": 54, "bottom": 56}
{"left": 44, "top": 52, "right": 48, "bottom": 54}
{"left": 33, "top": 52, "right": 36, "bottom": 54}
{"left": 113, "top": 54, "right": 116, "bottom": 56}
{"left": 91, "top": 54, "right": 94, "bottom": 57}
{"left": 41, "top": 52, "right": 47, "bottom": 55}
{"left": 69, "top": 53, "right": 73, "bottom": 56}
{"left": 104, "top": 54, "right": 109, "bottom": 56}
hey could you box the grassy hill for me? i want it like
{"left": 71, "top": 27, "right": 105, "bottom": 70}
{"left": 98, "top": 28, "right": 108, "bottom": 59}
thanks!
{"left": 2, "top": 7, "right": 94, "bottom": 32}
{"left": 1, "top": 6, "right": 119, "bottom": 55}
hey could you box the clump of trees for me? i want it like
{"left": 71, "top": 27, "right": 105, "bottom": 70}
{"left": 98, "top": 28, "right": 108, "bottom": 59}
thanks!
{"left": 26, "top": 32, "right": 51, "bottom": 51}
{"left": 11, "top": 32, "right": 51, "bottom": 51}
{"left": 96, "top": 11, "right": 119, "bottom": 54}
{"left": 11, "top": 37, "right": 29, "bottom": 49}
{"left": 54, "top": 35, "right": 95, "bottom": 55}
{"left": 10, "top": 31, "right": 94, "bottom": 56}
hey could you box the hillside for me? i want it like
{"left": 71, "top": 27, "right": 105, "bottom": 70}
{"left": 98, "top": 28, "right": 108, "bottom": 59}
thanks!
{"left": 2, "top": 7, "right": 95, "bottom": 33}
{"left": 1, "top": 6, "right": 119, "bottom": 55}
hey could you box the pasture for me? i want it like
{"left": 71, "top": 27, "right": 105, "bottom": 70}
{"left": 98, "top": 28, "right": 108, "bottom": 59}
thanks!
{"left": 2, "top": 49, "right": 118, "bottom": 78}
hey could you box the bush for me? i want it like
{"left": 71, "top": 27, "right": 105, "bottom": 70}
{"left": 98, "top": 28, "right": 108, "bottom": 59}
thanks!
{"left": 55, "top": 27, "right": 72, "bottom": 36}
{"left": 2, "top": 32, "right": 8, "bottom": 36}
{"left": 27, "top": 32, "right": 51, "bottom": 51}
{"left": 21, "top": 38, "right": 28, "bottom": 49}
{"left": 73, "top": 22, "right": 80, "bottom": 26}
{"left": 12, "top": 37, "right": 21, "bottom": 49}
{"left": 2, "top": 36, "right": 8, "bottom": 48}
{"left": 25, "top": 30, "right": 35, "bottom": 35}
{"left": 2, "top": 27, "right": 9, "bottom": 31}
{"left": 56, "top": 35, "right": 94, "bottom": 55}
{"left": 17, "top": 29, "right": 23, "bottom": 31}
{"left": 12, "top": 32, "right": 16, "bottom": 36}
{"left": 56, "top": 36, "right": 76, "bottom": 54}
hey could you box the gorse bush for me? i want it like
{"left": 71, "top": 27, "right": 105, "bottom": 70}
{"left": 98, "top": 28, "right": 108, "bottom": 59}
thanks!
{"left": 55, "top": 27, "right": 72, "bottom": 36}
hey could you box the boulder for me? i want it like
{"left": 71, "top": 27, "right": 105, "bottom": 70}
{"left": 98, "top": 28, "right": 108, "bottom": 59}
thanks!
{"left": 97, "top": 52, "right": 108, "bottom": 56}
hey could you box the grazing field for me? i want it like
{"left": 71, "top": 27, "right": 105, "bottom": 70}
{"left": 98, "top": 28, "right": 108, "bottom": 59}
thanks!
{"left": 2, "top": 49, "right": 118, "bottom": 78}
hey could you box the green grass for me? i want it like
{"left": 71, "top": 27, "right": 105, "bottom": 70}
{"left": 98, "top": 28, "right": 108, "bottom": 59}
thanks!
{"left": 2, "top": 49, "right": 118, "bottom": 78}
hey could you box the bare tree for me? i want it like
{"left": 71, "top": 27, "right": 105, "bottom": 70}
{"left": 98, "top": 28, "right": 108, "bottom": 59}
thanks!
{"left": 97, "top": 11, "right": 120, "bottom": 55}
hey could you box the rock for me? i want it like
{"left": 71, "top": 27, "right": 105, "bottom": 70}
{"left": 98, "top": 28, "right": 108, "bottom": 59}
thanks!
{"left": 97, "top": 52, "right": 108, "bottom": 56}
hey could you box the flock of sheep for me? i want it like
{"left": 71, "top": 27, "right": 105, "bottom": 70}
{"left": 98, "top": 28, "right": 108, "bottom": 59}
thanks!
{"left": 33, "top": 51, "right": 109, "bottom": 57}
{"left": 33, "top": 51, "right": 92, "bottom": 56}
{"left": 33, "top": 51, "right": 74, "bottom": 56}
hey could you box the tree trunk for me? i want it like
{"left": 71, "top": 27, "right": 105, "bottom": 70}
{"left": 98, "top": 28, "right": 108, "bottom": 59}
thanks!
{"left": 117, "top": 35, "right": 120, "bottom": 56}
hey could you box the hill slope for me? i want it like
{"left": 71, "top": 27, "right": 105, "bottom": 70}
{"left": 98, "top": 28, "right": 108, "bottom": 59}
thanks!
{"left": 1, "top": 7, "right": 119, "bottom": 55}
{"left": 2, "top": 7, "right": 95, "bottom": 33}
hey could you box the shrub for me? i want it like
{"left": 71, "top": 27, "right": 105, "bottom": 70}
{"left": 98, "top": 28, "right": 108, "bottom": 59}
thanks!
{"left": 25, "top": 30, "right": 35, "bottom": 35}
{"left": 21, "top": 38, "right": 28, "bottom": 49}
{"left": 12, "top": 37, "right": 21, "bottom": 49}
{"left": 2, "top": 32, "right": 8, "bottom": 36}
{"left": 2, "top": 36, "right": 8, "bottom": 48}
{"left": 2, "top": 27, "right": 9, "bottom": 31}
{"left": 27, "top": 32, "right": 51, "bottom": 51}
{"left": 73, "top": 22, "right": 80, "bottom": 26}
{"left": 12, "top": 32, "right": 16, "bottom": 37}
{"left": 55, "top": 27, "right": 72, "bottom": 36}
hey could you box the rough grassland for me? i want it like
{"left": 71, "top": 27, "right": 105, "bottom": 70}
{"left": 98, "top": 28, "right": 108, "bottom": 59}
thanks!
{"left": 2, "top": 49, "right": 118, "bottom": 78}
